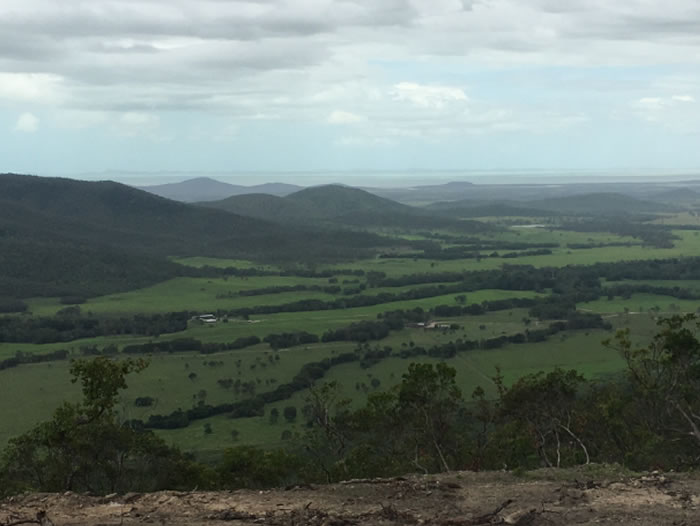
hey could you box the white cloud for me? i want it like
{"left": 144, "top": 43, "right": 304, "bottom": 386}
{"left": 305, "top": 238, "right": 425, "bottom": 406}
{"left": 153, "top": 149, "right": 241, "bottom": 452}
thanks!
{"left": 0, "top": 0, "right": 699, "bottom": 150}
{"left": 0, "top": 73, "right": 64, "bottom": 104}
{"left": 391, "top": 82, "right": 468, "bottom": 109}
{"left": 14, "top": 112, "right": 39, "bottom": 133}
{"left": 636, "top": 97, "right": 666, "bottom": 110}
{"left": 672, "top": 94, "right": 696, "bottom": 103}
{"left": 327, "top": 110, "right": 366, "bottom": 124}
{"left": 631, "top": 94, "right": 700, "bottom": 132}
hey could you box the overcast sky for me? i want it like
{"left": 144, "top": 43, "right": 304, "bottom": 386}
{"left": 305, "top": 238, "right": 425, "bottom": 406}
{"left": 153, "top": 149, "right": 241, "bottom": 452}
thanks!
{"left": 1, "top": 0, "right": 700, "bottom": 179}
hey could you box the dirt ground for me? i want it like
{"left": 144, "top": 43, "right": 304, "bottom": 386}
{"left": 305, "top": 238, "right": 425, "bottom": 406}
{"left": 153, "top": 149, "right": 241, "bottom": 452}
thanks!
{"left": 2, "top": 468, "right": 700, "bottom": 526}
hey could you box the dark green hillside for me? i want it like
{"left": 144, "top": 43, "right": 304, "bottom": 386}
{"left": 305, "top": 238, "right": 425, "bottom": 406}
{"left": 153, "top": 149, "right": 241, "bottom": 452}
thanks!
{"left": 137, "top": 177, "right": 245, "bottom": 202}
{"left": 652, "top": 187, "right": 700, "bottom": 204}
{"left": 201, "top": 193, "right": 321, "bottom": 224}
{"left": 0, "top": 175, "right": 392, "bottom": 297}
{"left": 286, "top": 184, "right": 411, "bottom": 217}
{"left": 0, "top": 174, "right": 286, "bottom": 253}
{"left": 138, "top": 177, "right": 302, "bottom": 202}
{"left": 204, "top": 185, "right": 493, "bottom": 232}
{"left": 285, "top": 185, "right": 494, "bottom": 232}
{"left": 429, "top": 192, "right": 672, "bottom": 218}
{"left": 526, "top": 192, "right": 674, "bottom": 216}
{"left": 427, "top": 199, "right": 556, "bottom": 218}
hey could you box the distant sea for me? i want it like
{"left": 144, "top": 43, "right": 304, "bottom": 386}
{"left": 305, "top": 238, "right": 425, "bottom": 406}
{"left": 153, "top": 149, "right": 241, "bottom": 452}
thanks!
{"left": 56, "top": 170, "right": 700, "bottom": 188}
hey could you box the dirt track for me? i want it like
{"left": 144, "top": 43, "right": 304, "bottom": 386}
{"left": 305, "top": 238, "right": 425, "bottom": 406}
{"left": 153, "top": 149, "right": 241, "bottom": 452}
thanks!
{"left": 2, "top": 469, "right": 700, "bottom": 526}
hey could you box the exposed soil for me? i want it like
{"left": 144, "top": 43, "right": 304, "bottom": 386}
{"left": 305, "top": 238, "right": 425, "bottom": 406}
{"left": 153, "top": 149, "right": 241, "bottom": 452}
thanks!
{"left": 2, "top": 468, "right": 700, "bottom": 526}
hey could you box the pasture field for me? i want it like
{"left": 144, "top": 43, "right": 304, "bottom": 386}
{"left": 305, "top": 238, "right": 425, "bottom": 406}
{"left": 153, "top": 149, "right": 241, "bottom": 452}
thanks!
{"left": 24, "top": 275, "right": 531, "bottom": 318}
{"left": 155, "top": 328, "right": 624, "bottom": 457}
{"left": 0, "top": 289, "right": 545, "bottom": 361}
{"left": 0, "top": 342, "right": 350, "bottom": 446}
{"left": 323, "top": 230, "right": 700, "bottom": 276}
{"left": 650, "top": 212, "right": 700, "bottom": 226}
{"left": 0, "top": 306, "right": 610, "bottom": 454}
{"left": 579, "top": 294, "right": 700, "bottom": 314}
{"left": 25, "top": 275, "right": 336, "bottom": 317}
{"left": 3, "top": 220, "right": 700, "bottom": 458}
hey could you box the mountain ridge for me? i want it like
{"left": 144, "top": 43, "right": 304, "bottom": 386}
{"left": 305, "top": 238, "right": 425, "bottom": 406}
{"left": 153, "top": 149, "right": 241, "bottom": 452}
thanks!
{"left": 0, "top": 174, "right": 391, "bottom": 298}
{"left": 138, "top": 177, "right": 302, "bottom": 202}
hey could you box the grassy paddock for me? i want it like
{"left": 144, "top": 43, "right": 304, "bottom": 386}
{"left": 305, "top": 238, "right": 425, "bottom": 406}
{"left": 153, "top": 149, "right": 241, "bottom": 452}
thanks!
{"left": 155, "top": 329, "right": 624, "bottom": 456}
{"left": 579, "top": 293, "right": 700, "bottom": 314}
{"left": 3, "top": 224, "right": 700, "bottom": 456}
{"left": 1, "top": 289, "right": 544, "bottom": 361}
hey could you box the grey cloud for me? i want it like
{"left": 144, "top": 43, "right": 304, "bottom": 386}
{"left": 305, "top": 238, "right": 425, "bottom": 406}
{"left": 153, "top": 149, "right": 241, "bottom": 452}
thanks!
{"left": 0, "top": 0, "right": 417, "bottom": 41}
{"left": 1, "top": 0, "right": 699, "bottom": 122}
{"left": 0, "top": 33, "right": 62, "bottom": 62}
{"left": 565, "top": 14, "right": 700, "bottom": 42}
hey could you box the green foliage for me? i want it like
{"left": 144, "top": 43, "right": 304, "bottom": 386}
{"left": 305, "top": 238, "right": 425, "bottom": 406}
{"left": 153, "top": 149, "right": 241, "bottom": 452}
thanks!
{"left": 396, "top": 363, "right": 464, "bottom": 472}
{"left": 0, "top": 357, "right": 212, "bottom": 495}
{"left": 606, "top": 314, "right": 700, "bottom": 462}
{"left": 492, "top": 368, "right": 589, "bottom": 469}
{"left": 69, "top": 357, "right": 148, "bottom": 419}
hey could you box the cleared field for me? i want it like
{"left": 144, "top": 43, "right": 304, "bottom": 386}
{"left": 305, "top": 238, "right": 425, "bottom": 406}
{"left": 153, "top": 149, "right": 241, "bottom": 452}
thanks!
{"left": 0, "top": 299, "right": 544, "bottom": 448}
{"left": 155, "top": 328, "right": 624, "bottom": 457}
{"left": 25, "top": 275, "right": 336, "bottom": 317}
{"left": 4, "top": 223, "right": 699, "bottom": 458}
{"left": 325, "top": 230, "right": 700, "bottom": 277}
{"left": 650, "top": 212, "right": 700, "bottom": 226}
{"left": 0, "top": 342, "right": 350, "bottom": 447}
{"left": 1, "top": 289, "right": 544, "bottom": 361}
{"left": 579, "top": 293, "right": 700, "bottom": 314}
{"left": 24, "top": 275, "right": 519, "bottom": 319}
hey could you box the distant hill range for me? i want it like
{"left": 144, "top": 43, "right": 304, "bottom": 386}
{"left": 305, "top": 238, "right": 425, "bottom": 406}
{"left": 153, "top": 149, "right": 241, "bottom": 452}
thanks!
{"left": 0, "top": 174, "right": 391, "bottom": 298}
{"left": 525, "top": 193, "right": 676, "bottom": 215}
{"left": 428, "top": 192, "right": 676, "bottom": 217}
{"left": 137, "top": 177, "right": 302, "bottom": 202}
{"left": 651, "top": 187, "right": 700, "bottom": 204}
{"left": 202, "top": 184, "right": 494, "bottom": 232}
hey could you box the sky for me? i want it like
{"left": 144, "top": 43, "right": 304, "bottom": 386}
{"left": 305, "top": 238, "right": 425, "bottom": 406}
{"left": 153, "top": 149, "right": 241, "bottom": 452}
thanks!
{"left": 1, "top": 0, "right": 700, "bottom": 181}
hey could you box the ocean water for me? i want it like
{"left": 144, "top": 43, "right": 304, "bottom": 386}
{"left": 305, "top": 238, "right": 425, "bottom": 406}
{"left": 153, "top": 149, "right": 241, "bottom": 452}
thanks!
{"left": 56, "top": 169, "right": 700, "bottom": 188}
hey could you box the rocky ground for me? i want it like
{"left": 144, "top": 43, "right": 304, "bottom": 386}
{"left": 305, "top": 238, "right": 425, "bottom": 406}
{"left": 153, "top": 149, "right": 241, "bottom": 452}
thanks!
{"left": 2, "top": 467, "right": 699, "bottom": 526}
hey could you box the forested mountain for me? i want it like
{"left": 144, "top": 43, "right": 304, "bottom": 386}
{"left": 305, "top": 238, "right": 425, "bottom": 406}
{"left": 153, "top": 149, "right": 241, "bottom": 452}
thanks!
{"left": 429, "top": 192, "right": 673, "bottom": 217}
{"left": 0, "top": 174, "right": 390, "bottom": 298}
{"left": 201, "top": 193, "right": 321, "bottom": 224}
{"left": 427, "top": 200, "right": 556, "bottom": 218}
{"left": 525, "top": 192, "right": 675, "bottom": 215}
{"left": 285, "top": 185, "right": 413, "bottom": 217}
{"left": 205, "top": 184, "right": 494, "bottom": 232}
{"left": 138, "top": 177, "right": 301, "bottom": 202}
{"left": 652, "top": 187, "right": 700, "bottom": 204}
